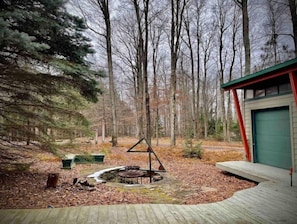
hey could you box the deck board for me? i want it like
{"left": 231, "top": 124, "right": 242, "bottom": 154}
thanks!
{"left": 158, "top": 204, "right": 184, "bottom": 224}
{"left": 108, "top": 204, "right": 119, "bottom": 224}
{"left": 133, "top": 204, "right": 152, "bottom": 224}
{"left": 115, "top": 204, "right": 129, "bottom": 224}
{"left": 166, "top": 205, "right": 192, "bottom": 224}
{"left": 125, "top": 204, "right": 139, "bottom": 224}
{"left": 76, "top": 206, "right": 92, "bottom": 223}
{"left": 10, "top": 210, "right": 31, "bottom": 224}
{"left": 28, "top": 209, "right": 51, "bottom": 223}
{"left": 97, "top": 205, "right": 109, "bottom": 223}
{"left": 63, "top": 206, "right": 80, "bottom": 223}
{"left": 141, "top": 204, "right": 160, "bottom": 224}
{"left": 150, "top": 204, "right": 170, "bottom": 224}
{"left": 180, "top": 205, "right": 210, "bottom": 223}
{"left": 86, "top": 205, "right": 100, "bottom": 223}
{"left": 216, "top": 200, "right": 264, "bottom": 223}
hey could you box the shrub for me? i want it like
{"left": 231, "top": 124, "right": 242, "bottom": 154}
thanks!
{"left": 183, "top": 139, "right": 203, "bottom": 159}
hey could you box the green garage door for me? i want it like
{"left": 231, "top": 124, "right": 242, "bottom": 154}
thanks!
{"left": 253, "top": 107, "right": 292, "bottom": 169}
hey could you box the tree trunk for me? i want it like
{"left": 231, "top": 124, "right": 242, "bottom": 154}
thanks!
{"left": 194, "top": 0, "right": 205, "bottom": 139}
{"left": 235, "top": 0, "right": 251, "bottom": 75}
{"left": 170, "top": 0, "right": 187, "bottom": 146}
{"left": 170, "top": 55, "right": 177, "bottom": 146}
{"left": 143, "top": 0, "right": 151, "bottom": 144}
{"left": 98, "top": 0, "right": 118, "bottom": 146}
{"left": 202, "top": 70, "right": 208, "bottom": 139}
{"left": 131, "top": 0, "right": 151, "bottom": 143}
{"left": 218, "top": 10, "right": 227, "bottom": 141}
{"left": 196, "top": 35, "right": 201, "bottom": 139}
{"left": 288, "top": 0, "right": 297, "bottom": 57}
{"left": 150, "top": 14, "right": 162, "bottom": 145}
{"left": 184, "top": 12, "right": 196, "bottom": 137}
{"left": 242, "top": 0, "right": 251, "bottom": 75}
{"left": 226, "top": 8, "right": 239, "bottom": 142}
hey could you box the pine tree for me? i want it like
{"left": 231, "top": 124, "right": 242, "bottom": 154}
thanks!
{"left": 0, "top": 0, "right": 102, "bottom": 151}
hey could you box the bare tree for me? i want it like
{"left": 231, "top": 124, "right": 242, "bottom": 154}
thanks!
{"left": 214, "top": 0, "right": 230, "bottom": 141}
{"left": 73, "top": 0, "right": 118, "bottom": 146}
{"left": 150, "top": 13, "right": 166, "bottom": 145}
{"left": 235, "top": 0, "right": 251, "bottom": 75}
{"left": 183, "top": 4, "right": 196, "bottom": 138}
{"left": 130, "top": 0, "right": 151, "bottom": 143}
{"left": 194, "top": 0, "right": 205, "bottom": 139}
{"left": 114, "top": 4, "right": 144, "bottom": 139}
{"left": 70, "top": 0, "right": 295, "bottom": 143}
{"left": 169, "top": 0, "right": 188, "bottom": 146}
{"left": 226, "top": 6, "right": 241, "bottom": 141}
{"left": 96, "top": 0, "right": 118, "bottom": 146}
{"left": 201, "top": 22, "right": 215, "bottom": 138}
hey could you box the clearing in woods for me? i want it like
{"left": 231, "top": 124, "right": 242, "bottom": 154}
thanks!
{"left": 0, "top": 137, "right": 256, "bottom": 209}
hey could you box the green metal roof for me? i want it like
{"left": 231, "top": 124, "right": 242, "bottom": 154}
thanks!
{"left": 221, "top": 58, "right": 297, "bottom": 90}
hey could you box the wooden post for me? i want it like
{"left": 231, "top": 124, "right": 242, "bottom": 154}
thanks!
{"left": 289, "top": 71, "right": 297, "bottom": 108}
{"left": 290, "top": 167, "right": 293, "bottom": 187}
{"left": 232, "top": 89, "right": 251, "bottom": 161}
{"left": 148, "top": 147, "right": 152, "bottom": 183}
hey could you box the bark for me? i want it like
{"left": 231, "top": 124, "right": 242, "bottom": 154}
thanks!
{"left": 98, "top": 0, "right": 118, "bottom": 146}
{"left": 143, "top": 0, "right": 151, "bottom": 144}
{"left": 184, "top": 11, "right": 196, "bottom": 137}
{"left": 217, "top": 3, "right": 227, "bottom": 141}
{"left": 170, "top": 0, "right": 188, "bottom": 146}
{"left": 150, "top": 20, "right": 162, "bottom": 145}
{"left": 288, "top": 0, "right": 297, "bottom": 57}
{"left": 201, "top": 27, "right": 214, "bottom": 139}
{"left": 227, "top": 7, "right": 240, "bottom": 141}
{"left": 194, "top": 0, "right": 205, "bottom": 139}
{"left": 132, "top": 0, "right": 150, "bottom": 143}
{"left": 202, "top": 62, "right": 208, "bottom": 139}
{"left": 235, "top": 0, "right": 251, "bottom": 75}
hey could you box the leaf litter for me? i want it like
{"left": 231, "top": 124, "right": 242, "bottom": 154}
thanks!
{"left": 0, "top": 139, "right": 256, "bottom": 209}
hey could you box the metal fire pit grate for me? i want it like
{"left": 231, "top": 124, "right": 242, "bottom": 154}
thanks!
{"left": 118, "top": 166, "right": 144, "bottom": 184}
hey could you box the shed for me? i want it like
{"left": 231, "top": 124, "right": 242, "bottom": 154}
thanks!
{"left": 222, "top": 58, "right": 297, "bottom": 172}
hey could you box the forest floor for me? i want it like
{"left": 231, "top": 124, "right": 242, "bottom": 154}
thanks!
{"left": 0, "top": 137, "right": 257, "bottom": 209}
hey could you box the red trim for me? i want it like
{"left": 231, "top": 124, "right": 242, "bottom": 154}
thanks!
{"left": 225, "top": 67, "right": 297, "bottom": 90}
{"left": 289, "top": 71, "right": 297, "bottom": 108}
{"left": 232, "top": 89, "right": 251, "bottom": 161}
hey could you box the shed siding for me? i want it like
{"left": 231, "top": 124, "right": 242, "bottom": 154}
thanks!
{"left": 243, "top": 94, "right": 297, "bottom": 171}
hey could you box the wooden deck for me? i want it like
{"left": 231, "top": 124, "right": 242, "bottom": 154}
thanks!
{"left": 1, "top": 161, "right": 297, "bottom": 223}
{"left": 216, "top": 161, "right": 297, "bottom": 184}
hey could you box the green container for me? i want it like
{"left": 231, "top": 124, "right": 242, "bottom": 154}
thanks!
{"left": 93, "top": 154, "right": 105, "bottom": 163}
{"left": 62, "top": 159, "right": 74, "bottom": 169}
{"left": 74, "top": 155, "right": 94, "bottom": 163}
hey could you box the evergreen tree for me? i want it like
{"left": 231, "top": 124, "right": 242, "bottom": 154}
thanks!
{"left": 0, "top": 0, "right": 102, "bottom": 150}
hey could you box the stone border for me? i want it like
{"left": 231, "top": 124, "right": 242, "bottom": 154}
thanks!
{"left": 87, "top": 166, "right": 125, "bottom": 183}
